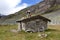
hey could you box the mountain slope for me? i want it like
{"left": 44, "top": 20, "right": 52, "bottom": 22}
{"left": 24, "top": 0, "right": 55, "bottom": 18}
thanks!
{"left": 42, "top": 10, "right": 60, "bottom": 25}
{"left": 0, "top": 0, "right": 60, "bottom": 25}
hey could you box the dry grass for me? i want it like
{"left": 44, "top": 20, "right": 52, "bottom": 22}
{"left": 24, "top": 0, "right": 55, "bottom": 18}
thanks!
{"left": 48, "top": 25, "right": 60, "bottom": 30}
{"left": 0, "top": 25, "right": 60, "bottom": 40}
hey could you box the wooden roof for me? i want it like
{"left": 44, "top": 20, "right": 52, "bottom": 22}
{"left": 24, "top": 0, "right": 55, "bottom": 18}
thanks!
{"left": 16, "top": 15, "right": 51, "bottom": 22}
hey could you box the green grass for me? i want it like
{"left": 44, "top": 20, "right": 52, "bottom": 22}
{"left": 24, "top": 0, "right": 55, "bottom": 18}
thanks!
{"left": 0, "top": 25, "right": 60, "bottom": 40}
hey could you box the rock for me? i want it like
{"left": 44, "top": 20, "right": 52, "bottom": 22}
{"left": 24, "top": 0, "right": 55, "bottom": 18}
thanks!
{"left": 38, "top": 33, "right": 48, "bottom": 38}
{"left": 38, "top": 34, "right": 41, "bottom": 37}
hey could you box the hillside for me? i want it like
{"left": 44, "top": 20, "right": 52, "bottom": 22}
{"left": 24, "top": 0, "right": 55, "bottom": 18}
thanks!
{"left": 0, "top": 0, "right": 60, "bottom": 25}
{"left": 42, "top": 9, "right": 60, "bottom": 25}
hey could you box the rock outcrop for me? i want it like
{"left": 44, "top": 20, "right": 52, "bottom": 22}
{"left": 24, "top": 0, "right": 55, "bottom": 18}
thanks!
{"left": 25, "top": 0, "right": 59, "bottom": 14}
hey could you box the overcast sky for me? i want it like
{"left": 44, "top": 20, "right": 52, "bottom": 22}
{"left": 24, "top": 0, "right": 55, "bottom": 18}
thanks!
{"left": 0, "top": 0, "right": 42, "bottom": 15}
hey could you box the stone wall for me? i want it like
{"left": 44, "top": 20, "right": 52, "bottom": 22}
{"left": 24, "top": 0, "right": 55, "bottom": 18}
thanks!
{"left": 24, "top": 19, "right": 47, "bottom": 32}
{"left": 56, "top": 0, "right": 60, "bottom": 4}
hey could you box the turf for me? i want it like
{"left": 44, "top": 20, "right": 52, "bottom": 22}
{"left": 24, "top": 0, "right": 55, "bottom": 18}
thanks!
{"left": 0, "top": 25, "right": 60, "bottom": 40}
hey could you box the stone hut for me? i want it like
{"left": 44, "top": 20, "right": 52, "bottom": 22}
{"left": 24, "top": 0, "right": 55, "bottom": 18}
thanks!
{"left": 16, "top": 15, "right": 51, "bottom": 32}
